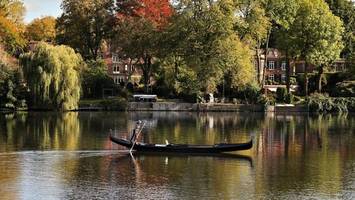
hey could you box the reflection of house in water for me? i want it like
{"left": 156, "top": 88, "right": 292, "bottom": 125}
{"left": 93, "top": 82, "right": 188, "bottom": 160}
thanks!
{"left": 208, "top": 116, "right": 214, "bottom": 129}
{"left": 254, "top": 114, "right": 348, "bottom": 196}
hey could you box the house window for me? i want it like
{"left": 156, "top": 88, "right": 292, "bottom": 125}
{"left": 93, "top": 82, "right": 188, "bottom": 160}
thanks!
{"left": 281, "top": 74, "right": 286, "bottom": 82}
{"left": 112, "top": 55, "right": 119, "bottom": 63}
{"left": 113, "top": 64, "right": 120, "bottom": 74}
{"left": 114, "top": 76, "right": 119, "bottom": 84}
{"left": 114, "top": 76, "right": 125, "bottom": 84}
{"left": 268, "top": 61, "right": 275, "bottom": 70}
{"left": 281, "top": 61, "right": 286, "bottom": 71}
{"left": 119, "top": 77, "right": 125, "bottom": 83}
{"left": 268, "top": 74, "right": 274, "bottom": 82}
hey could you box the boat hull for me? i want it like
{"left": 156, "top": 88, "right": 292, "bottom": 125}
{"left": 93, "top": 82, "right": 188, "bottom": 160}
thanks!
{"left": 110, "top": 136, "right": 253, "bottom": 153}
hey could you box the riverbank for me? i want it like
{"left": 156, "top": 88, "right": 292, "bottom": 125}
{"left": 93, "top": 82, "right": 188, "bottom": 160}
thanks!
{"left": 78, "top": 101, "right": 309, "bottom": 113}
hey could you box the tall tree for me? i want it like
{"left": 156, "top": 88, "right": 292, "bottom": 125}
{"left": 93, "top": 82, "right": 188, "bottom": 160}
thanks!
{"left": 272, "top": 0, "right": 300, "bottom": 93}
{"left": 0, "top": 0, "right": 25, "bottom": 24}
{"left": 0, "top": 0, "right": 26, "bottom": 54}
{"left": 56, "top": 0, "right": 115, "bottom": 60}
{"left": 288, "top": 0, "right": 344, "bottom": 95}
{"left": 325, "top": 0, "right": 355, "bottom": 59}
{"left": 20, "top": 43, "right": 84, "bottom": 111}
{"left": 259, "top": 0, "right": 300, "bottom": 87}
{"left": 114, "top": 0, "right": 173, "bottom": 93}
{"left": 25, "top": 16, "right": 56, "bottom": 42}
{"left": 235, "top": 0, "right": 271, "bottom": 85}
{"left": 163, "top": 0, "right": 256, "bottom": 94}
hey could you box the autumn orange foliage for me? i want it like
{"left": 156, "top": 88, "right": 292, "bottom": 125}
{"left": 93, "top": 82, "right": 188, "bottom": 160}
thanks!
{"left": 116, "top": 0, "right": 173, "bottom": 27}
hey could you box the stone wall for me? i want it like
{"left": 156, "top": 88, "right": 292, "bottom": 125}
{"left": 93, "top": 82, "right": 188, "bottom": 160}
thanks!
{"left": 78, "top": 102, "right": 309, "bottom": 112}
{"left": 127, "top": 102, "right": 265, "bottom": 112}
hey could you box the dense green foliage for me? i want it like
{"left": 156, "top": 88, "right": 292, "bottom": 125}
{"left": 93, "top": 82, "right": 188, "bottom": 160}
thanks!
{"left": 307, "top": 93, "right": 355, "bottom": 113}
{"left": 325, "top": 0, "right": 355, "bottom": 60}
{"left": 81, "top": 59, "right": 116, "bottom": 98}
{"left": 0, "top": 65, "right": 27, "bottom": 110}
{"left": 332, "top": 81, "right": 355, "bottom": 97}
{"left": 276, "top": 88, "right": 287, "bottom": 103}
{"left": 288, "top": 0, "right": 344, "bottom": 95}
{"left": 56, "top": 0, "right": 115, "bottom": 60}
{"left": 160, "top": 0, "right": 256, "bottom": 98}
{"left": 20, "top": 43, "right": 83, "bottom": 110}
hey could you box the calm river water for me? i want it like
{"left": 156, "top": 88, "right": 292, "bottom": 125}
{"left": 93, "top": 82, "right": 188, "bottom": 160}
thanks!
{"left": 0, "top": 112, "right": 355, "bottom": 199}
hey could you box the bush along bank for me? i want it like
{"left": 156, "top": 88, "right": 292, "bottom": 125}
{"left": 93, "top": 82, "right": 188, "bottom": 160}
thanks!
{"left": 78, "top": 98, "right": 127, "bottom": 111}
{"left": 307, "top": 93, "right": 355, "bottom": 113}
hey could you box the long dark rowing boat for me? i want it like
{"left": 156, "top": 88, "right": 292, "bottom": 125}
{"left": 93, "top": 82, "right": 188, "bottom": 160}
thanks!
{"left": 109, "top": 135, "right": 253, "bottom": 153}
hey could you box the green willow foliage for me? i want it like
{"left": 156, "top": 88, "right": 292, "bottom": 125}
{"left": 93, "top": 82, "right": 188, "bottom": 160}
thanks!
{"left": 20, "top": 43, "right": 83, "bottom": 111}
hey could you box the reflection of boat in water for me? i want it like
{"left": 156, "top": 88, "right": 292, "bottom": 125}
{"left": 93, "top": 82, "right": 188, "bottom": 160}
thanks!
{"left": 110, "top": 151, "right": 254, "bottom": 167}
{"left": 110, "top": 135, "right": 253, "bottom": 153}
{"left": 134, "top": 151, "right": 253, "bottom": 166}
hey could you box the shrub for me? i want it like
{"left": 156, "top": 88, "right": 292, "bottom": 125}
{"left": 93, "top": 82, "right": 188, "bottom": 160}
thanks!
{"left": 257, "top": 93, "right": 275, "bottom": 106}
{"left": 331, "top": 81, "right": 355, "bottom": 97}
{"left": 175, "top": 68, "right": 200, "bottom": 102}
{"left": 99, "top": 98, "right": 127, "bottom": 110}
{"left": 285, "top": 93, "right": 294, "bottom": 104}
{"left": 241, "top": 84, "right": 261, "bottom": 104}
{"left": 276, "top": 87, "right": 287, "bottom": 103}
{"left": 307, "top": 93, "right": 355, "bottom": 113}
{"left": 82, "top": 59, "right": 116, "bottom": 99}
{"left": 290, "top": 77, "right": 297, "bottom": 85}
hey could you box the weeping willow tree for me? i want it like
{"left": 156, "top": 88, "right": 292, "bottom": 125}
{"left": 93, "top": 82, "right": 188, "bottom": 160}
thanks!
{"left": 20, "top": 43, "right": 83, "bottom": 111}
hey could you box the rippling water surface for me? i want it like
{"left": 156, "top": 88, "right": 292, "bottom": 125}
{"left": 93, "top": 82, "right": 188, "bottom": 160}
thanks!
{"left": 0, "top": 112, "right": 355, "bottom": 199}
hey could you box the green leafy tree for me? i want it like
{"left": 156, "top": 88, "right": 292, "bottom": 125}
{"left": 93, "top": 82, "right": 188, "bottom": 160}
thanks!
{"left": 274, "top": 28, "right": 299, "bottom": 94}
{"left": 273, "top": 0, "right": 300, "bottom": 93}
{"left": 235, "top": 0, "right": 271, "bottom": 85}
{"left": 20, "top": 43, "right": 84, "bottom": 111}
{"left": 113, "top": 18, "right": 158, "bottom": 93}
{"left": 288, "top": 0, "right": 344, "bottom": 95}
{"left": 25, "top": 16, "right": 56, "bottom": 42}
{"left": 3, "top": 79, "right": 16, "bottom": 109}
{"left": 325, "top": 0, "right": 355, "bottom": 60}
{"left": 56, "top": 0, "right": 115, "bottom": 60}
{"left": 163, "top": 0, "right": 256, "bottom": 95}
{"left": 82, "top": 59, "right": 115, "bottom": 98}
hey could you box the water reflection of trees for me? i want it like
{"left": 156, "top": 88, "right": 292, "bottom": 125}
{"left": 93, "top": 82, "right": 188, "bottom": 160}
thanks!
{"left": 0, "top": 112, "right": 81, "bottom": 150}
{"left": 255, "top": 114, "right": 355, "bottom": 197}
{"left": 78, "top": 154, "right": 256, "bottom": 199}
{"left": 137, "top": 112, "right": 265, "bottom": 145}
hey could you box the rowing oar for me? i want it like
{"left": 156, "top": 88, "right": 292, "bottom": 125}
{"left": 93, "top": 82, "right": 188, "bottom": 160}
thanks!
{"left": 130, "top": 121, "right": 146, "bottom": 153}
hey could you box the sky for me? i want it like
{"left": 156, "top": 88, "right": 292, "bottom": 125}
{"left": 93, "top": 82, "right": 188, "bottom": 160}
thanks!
{"left": 22, "top": 0, "right": 355, "bottom": 23}
{"left": 23, "top": 0, "right": 62, "bottom": 23}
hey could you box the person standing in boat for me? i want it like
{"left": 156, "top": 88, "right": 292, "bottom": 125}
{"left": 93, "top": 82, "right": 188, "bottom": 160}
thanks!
{"left": 130, "top": 121, "right": 142, "bottom": 143}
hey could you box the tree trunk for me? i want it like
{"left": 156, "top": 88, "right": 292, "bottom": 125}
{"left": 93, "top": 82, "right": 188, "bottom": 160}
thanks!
{"left": 261, "top": 29, "right": 272, "bottom": 89}
{"left": 125, "top": 59, "right": 134, "bottom": 88}
{"left": 286, "top": 51, "right": 290, "bottom": 94}
{"left": 255, "top": 49, "right": 262, "bottom": 85}
{"left": 174, "top": 55, "right": 179, "bottom": 80}
{"left": 142, "top": 56, "right": 152, "bottom": 94}
{"left": 317, "top": 65, "right": 324, "bottom": 93}
{"left": 304, "top": 61, "right": 309, "bottom": 97}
